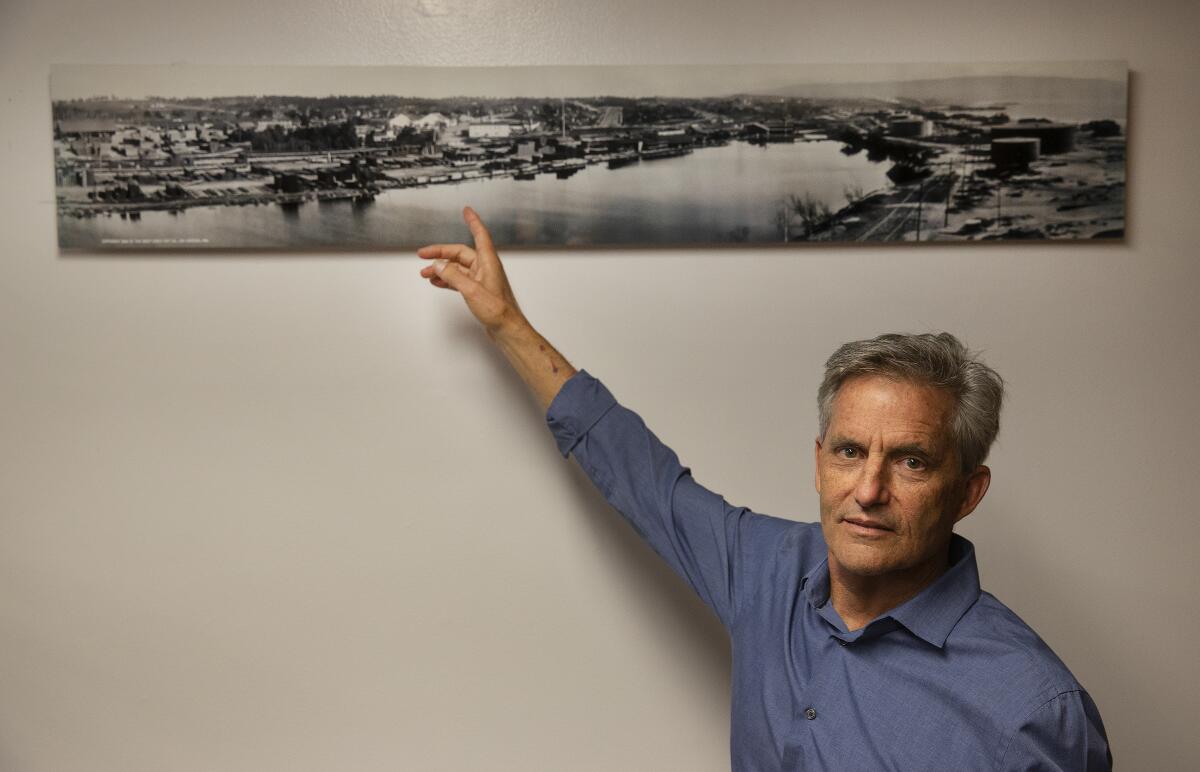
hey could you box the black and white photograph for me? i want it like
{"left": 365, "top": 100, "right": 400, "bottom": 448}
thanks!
{"left": 52, "top": 61, "right": 1127, "bottom": 250}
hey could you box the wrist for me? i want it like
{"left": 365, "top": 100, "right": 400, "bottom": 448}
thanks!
{"left": 486, "top": 308, "right": 532, "bottom": 343}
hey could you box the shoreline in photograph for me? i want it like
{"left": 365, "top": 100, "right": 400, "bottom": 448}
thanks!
{"left": 56, "top": 132, "right": 1126, "bottom": 248}
{"left": 57, "top": 139, "right": 892, "bottom": 248}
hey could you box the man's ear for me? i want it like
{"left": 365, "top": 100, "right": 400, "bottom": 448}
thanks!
{"left": 954, "top": 465, "right": 992, "bottom": 524}
{"left": 814, "top": 437, "right": 823, "bottom": 494}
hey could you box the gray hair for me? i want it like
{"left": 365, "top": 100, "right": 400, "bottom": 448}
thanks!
{"left": 817, "top": 332, "right": 1005, "bottom": 472}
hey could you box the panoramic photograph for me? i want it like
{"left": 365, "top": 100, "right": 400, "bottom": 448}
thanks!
{"left": 51, "top": 61, "right": 1127, "bottom": 250}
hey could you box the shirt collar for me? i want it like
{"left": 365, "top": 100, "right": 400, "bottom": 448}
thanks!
{"left": 801, "top": 534, "right": 982, "bottom": 649}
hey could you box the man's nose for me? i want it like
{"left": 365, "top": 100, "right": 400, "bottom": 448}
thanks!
{"left": 854, "top": 458, "right": 890, "bottom": 509}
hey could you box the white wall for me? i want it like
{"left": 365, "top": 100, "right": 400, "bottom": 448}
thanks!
{"left": 2, "top": 1, "right": 1198, "bottom": 769}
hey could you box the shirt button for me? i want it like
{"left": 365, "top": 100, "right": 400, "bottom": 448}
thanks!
{"left": 805, "top": 707, "right": 818, "bottom": 720}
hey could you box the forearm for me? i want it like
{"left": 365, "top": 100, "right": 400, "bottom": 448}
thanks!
{"left": 489, "top": 317, "right": 577, "bottom": 412}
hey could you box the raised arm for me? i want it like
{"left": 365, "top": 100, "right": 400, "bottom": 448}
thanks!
{"left": 417, "top": 210, "right": 802, "bottom": 628}
{"left": 417, "top": 206, "right": 575, "bottom": 411}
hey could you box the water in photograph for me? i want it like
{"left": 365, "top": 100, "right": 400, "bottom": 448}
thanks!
{"left": 59, "top": 140, "right": 894, "bottom": 250}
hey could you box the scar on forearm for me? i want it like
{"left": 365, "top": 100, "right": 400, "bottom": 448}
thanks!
{"left": 539, "top": 344, "right": 559, "bottom": 373}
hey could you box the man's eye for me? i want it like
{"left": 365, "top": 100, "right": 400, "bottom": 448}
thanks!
{"left": 838, "top": 447, "right": 859, "bottom": 458}
{"left": 903, "top": 457, "right": 926, "bottom": 471}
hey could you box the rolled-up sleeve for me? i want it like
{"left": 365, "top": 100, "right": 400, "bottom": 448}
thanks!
{"left": 546, "top": 370, "right": 752, "bottom": 629}
{"left": 998, "top": 689, "right": 1112, "bottom": 771}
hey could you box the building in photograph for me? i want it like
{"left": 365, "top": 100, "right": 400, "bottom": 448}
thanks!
{"left": 888, "top": 116, "right": 932, "bottom": 138}
{"left": 990, "top": 122, "right": 1077, "bottom": 154}
{"left": 745, "top": 120, "right": 796, "bottom": 142}
{"left": 991, "top": 137, "right": 1041, "bottom": 168}
{"left": 467, "top": 122, "right": 521, "bottom": 139}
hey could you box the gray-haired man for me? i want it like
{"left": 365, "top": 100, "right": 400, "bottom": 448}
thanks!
{"left": 419, "top": 208, "right": 1111, "bottom": 770}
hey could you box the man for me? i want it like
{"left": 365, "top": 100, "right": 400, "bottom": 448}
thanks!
{"left": 418, "top": 208, "right": 1111, "bottom": 770}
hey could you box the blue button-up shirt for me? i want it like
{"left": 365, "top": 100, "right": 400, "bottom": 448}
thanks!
{"left": 547, "top": 371, "right": 1111, "bottom": 771}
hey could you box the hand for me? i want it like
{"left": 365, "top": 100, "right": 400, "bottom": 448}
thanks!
{"left": 418, "top": 207, "right": 526, "bottom": 338}
{"left": 419, "top": 206, "right": 575, "bottom": 408}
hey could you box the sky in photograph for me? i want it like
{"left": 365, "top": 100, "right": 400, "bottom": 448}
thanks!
{"left": 51, "top": 61, "right": 1127, "bottom": 101}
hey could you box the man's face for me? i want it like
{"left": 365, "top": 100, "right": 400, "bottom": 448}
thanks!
{"left": 815, "top": 375, "right": 990, "bottom": 582}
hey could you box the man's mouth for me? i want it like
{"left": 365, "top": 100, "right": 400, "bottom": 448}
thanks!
{"left": 842, "top": 516, "right": 892, "bottom": 533}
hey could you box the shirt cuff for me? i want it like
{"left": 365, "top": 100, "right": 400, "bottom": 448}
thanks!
{"left": 545, "top": 369, "right": 618, "bottom": 458}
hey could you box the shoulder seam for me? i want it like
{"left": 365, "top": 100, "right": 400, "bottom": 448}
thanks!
{"left": 995, "top": 688, "right": 1086, "bottom": 769}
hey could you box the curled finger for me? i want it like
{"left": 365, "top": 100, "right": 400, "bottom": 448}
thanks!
{"left": 416, "top": 243, "right": 477, "bottom": 267}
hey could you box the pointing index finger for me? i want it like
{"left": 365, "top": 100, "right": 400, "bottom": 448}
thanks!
{"left": 463, "top": 206, "right": 496, "bottom": 258}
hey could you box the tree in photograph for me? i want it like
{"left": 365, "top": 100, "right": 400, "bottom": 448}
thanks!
{"left": 789, "top": 193, "right": 832, "bottom": 239}
{"left": 842, "top": 184, "right": 867, "bottom": 208}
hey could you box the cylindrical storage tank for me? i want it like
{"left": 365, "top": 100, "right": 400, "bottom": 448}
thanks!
{"left": 990, "top": 122, "right": 1077, "bottom": 154}
{"left": 991, "top": 137, "right": 1041, "bottom": 168}
{"left": 888, "top": 118, "right": 931, "bottom": 138}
